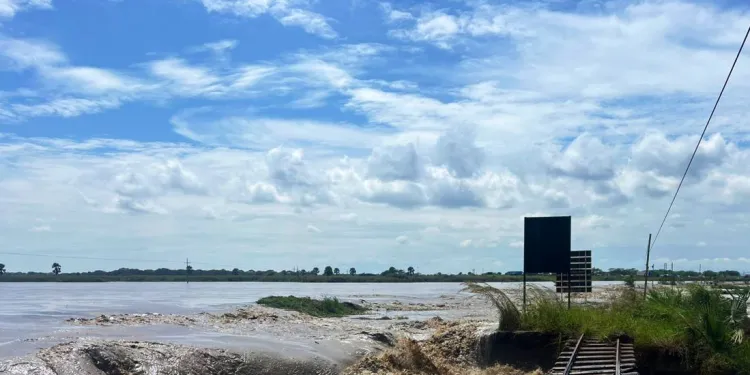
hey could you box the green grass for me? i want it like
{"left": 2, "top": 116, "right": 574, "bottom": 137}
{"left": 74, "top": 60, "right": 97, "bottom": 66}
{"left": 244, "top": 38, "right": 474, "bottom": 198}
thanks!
{"left": 256, "top": 296, "right": 368, "bottom": 317}
{"left": 463, "top": 282, "right": 750, "bottom": 375}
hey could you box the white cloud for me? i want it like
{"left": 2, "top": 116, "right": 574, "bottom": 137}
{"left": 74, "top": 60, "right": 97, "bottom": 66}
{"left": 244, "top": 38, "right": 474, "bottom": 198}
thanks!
{"left": 148, "top": 58, "right": 221, "bottom": 96}
{"left": 380, "top": 3, "right": 413, "bottom": 23}
{"left": 29, "top": 225, "right": 51, "bottom": 232}
{"left": 434, "top": 127, "right": 484, "bottom": 178}
{"left": 198, "top": 0, "right": 337, "bottom": 39}
{"left": 274, "top": 7, "right": 337, "bottom": 39}
{"left": 396, "top": 235, "right": 409, "bottom": 244}
{"left": 113, "top": 196, "right": 168, "bottom": 215}
{"left": 197, "top": 39, "right": 238, "bottom": 54}
{"left": 4, "top": 0, "right": 750, "bottom": 274}
{"left": 307, "top": 224, "right": 322, "bottom": 233}
{"left": 0, "top": 36, "right": 66, "bottom": 69}
{"left": 9, "top": 97, "right": 121, "bottom": 119}
{"left": 547, "top": 134, "right": 617, "bottom": 181}
{"left": 0, "top": 0, "right": 51, "bottom": 19}
{"left": 367, "top": 143, "right": 422, "bottom": 181}
{"left": 459, "top": 239, "right": 472, "bottom": 248}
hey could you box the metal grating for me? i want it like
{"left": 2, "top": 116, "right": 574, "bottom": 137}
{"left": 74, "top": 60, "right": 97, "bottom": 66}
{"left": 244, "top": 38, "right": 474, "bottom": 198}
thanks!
{"left": 549, "top": 334, "right": 639, "bottom": 375}
{"left": 556, "top": 250, "right": 592, "bottom": 293}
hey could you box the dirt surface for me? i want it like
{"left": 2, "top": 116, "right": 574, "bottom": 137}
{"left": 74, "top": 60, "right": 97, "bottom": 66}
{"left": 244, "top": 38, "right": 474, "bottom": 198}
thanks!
{"left": 0, "top": 340, "right": 341, "bottom": 375}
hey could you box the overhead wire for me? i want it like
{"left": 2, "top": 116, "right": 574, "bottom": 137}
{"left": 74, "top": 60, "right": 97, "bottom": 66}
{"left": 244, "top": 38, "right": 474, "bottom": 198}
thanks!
{"left": 650, "top": 23, "right": 750, "bottom": 250}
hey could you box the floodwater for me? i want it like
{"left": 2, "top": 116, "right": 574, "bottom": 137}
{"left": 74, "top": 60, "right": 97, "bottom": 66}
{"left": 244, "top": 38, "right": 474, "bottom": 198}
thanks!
{"left": 0, "top": 281, "right": 621, "bottom": 360}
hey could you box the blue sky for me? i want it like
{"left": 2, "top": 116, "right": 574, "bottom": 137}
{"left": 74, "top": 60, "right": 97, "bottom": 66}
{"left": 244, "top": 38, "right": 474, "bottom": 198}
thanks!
{"left": 1, "top": 0, "right": 750, "bottom": 274}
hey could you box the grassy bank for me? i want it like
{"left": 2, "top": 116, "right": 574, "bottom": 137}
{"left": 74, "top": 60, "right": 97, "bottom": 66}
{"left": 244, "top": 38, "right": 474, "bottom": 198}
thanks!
{"left": 464, "top": 283, "right": 750, "bottom": 375}
{"left": 256, "top": 296, "right": 367, "bottom": 317}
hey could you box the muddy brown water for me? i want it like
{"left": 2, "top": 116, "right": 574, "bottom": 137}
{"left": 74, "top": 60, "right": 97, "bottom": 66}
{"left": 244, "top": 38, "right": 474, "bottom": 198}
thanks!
{"left": 0, "top": 282, "right": 624, "bottom": 374}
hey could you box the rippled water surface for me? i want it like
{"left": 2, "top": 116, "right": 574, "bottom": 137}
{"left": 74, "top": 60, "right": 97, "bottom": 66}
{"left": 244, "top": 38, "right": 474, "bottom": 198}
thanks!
{"left": 0, "top": 281, "right": 621, "bottom": 359}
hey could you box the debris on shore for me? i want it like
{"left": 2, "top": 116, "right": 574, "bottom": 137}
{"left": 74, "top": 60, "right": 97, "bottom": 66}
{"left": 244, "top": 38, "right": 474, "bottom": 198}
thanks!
{"left": 343, "top": 319, "right": 543, "bottom": 375}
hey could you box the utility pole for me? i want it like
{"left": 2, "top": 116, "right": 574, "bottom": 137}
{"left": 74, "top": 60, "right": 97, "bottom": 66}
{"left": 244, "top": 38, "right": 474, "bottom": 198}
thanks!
{"left": 185, "top": 258, "right": 191, "bottom": 284}
{"left": 644, "top": 233, "right": 652, "bottom": 298}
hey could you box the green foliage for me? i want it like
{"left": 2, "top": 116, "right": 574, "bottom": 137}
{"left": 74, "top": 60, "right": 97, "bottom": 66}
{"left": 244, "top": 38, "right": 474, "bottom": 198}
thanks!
{"left": 517, "top": 284, "right": 750, "bottom": 374}
{"left": 624, "top": 274, "right": 636, "bottom": 288}
{"left": 324, "top": 266, "right": 334, "bottom": 276}
{"left": 0, "top": 263, "right": 5, "bottom": 275}
{"left": 256, "top": 296, "right": 367, "bottom": 317}
{"left": 349, "top": 267, "right": 356, "bottom": 276}
{"left": 52, "top": 262, "right": 61, "bottom": 275}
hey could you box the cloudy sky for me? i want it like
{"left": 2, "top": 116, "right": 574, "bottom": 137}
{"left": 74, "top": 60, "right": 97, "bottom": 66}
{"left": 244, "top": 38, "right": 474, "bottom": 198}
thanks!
{"left": 1, "top": 0, "right": 749, "bottom": 274}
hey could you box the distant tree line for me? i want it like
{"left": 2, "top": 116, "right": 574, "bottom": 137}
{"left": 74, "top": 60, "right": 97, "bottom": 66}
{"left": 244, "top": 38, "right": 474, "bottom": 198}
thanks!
{"left": 0, "top": 262, "right": 746, "bottom": 282}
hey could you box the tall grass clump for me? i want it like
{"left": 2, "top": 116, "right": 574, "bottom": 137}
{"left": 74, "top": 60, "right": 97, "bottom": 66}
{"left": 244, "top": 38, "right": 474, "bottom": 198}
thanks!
{"left": 256, "top": 296, "right": 367, "bottom": 317}
{"left": 462, "top": 282, "right": 750, "bottom": 374}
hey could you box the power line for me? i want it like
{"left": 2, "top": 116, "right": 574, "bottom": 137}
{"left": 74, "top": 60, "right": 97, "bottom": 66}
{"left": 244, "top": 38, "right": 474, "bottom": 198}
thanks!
{"left": 651, "top": 23, "right": 750, "bottom": 250}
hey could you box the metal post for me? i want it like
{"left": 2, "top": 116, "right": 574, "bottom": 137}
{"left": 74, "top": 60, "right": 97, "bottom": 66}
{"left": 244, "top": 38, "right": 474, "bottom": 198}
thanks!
{"left": 644, "top": 234, "right": 651, "bottom": 298}
{"left": 567, "top": 268, "right": 572, "bottom": 309}
{"left": 522, "top": 271, "right": 527, "bottom": 314}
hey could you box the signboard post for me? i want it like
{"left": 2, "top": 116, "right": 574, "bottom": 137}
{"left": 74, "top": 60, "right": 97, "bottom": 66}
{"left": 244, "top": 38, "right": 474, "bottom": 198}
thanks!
{"left": 523, "top": 216, "right": 572, "bottom": 311}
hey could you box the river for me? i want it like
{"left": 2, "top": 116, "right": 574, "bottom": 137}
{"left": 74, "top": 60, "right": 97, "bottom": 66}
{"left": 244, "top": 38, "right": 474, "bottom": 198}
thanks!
{"left": 0, "top": 281, "right": 623, "bottom": 361}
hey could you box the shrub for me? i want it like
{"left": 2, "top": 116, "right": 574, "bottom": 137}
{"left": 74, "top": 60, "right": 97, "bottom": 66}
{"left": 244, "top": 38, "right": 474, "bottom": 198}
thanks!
{"left": 256, "top": 296, "right": 367, "bottom": 317}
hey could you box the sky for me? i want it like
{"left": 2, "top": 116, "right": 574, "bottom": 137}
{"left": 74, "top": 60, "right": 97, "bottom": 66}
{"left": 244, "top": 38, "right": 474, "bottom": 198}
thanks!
{"left": 1, "top": 0, "right": 750, "bottom": 274}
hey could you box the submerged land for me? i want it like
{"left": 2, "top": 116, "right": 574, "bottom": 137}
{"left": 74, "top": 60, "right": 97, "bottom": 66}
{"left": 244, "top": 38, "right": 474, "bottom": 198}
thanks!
{"left": 1, "top": 282, "right": 748, "bottom": 375}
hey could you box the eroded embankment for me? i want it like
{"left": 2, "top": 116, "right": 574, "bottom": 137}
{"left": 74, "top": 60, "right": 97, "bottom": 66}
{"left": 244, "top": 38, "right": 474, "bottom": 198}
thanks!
{"left": 344, "top": 320, "right": 548, "bottom": 375}
{"left": 1, "top": 340, "right": 341, "bottom": 375}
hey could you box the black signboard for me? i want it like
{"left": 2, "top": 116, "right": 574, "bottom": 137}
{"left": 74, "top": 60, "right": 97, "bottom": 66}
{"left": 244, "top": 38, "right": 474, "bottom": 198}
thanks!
{"left": 523, "top": 216, "right": 571, "bottom": 274}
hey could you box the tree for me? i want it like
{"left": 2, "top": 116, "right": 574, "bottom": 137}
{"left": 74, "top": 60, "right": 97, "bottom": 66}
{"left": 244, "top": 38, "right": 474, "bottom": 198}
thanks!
{"left": 311, "top": 267, "right": 320, "bottom": 276}
{"left": 334, "top": 267, "right": 340, "bottom": 275}
{"left": 349, "top": 267, "right": 356, "bottom": 276}
{"left": 0, "top": 263, "right": 5, "bottom": 275}
{"left": 52, "top": 262, "right": 61, "bottom": 275}
{"left": 324, "top": 266, "right": 334, "bottom": 276}
{"left": 232, "top": 268, "right": 240, "bottom": 276}
{"left": 186, "top": 265, "right": 193, "bottom": 275}
{"left": 407, "top": 266, "right": 415, "bottom": 276}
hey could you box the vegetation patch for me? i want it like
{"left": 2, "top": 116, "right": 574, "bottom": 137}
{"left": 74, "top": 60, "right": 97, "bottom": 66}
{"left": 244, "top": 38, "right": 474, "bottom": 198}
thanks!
{"left": 463, "top": 282, "right": 750, "bottom": 375}
{"left": 256, "top": 296, "right": 367, "bottom": 317}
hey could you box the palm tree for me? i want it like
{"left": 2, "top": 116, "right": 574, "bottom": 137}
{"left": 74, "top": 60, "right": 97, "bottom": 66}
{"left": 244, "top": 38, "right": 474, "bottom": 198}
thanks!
{"left": 407, "top": 266, "right": 415, "bottom": 276}
{"left": 0, "top": 263, "right": 5, "bottom": 275}
{"left": 349, "top": 267, "right": 356, "bottom": 276}
{"left": 52, "top": 262, "right": 61, "bottom": 275}
{"left": 334, "top": 267, "right": 340, "bottom": 275}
